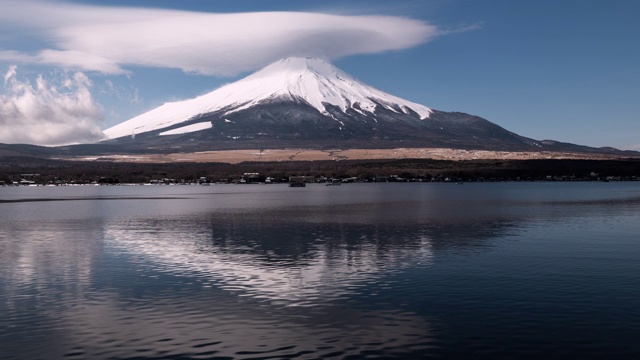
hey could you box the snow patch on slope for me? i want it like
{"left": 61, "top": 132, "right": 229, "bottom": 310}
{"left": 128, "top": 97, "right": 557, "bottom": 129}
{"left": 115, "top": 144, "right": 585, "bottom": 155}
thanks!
{"left": 104, "top": 57, "right": 432, "bottom": 139}
{"left": 159, "top": 122, "right": 212, "bottom": 136}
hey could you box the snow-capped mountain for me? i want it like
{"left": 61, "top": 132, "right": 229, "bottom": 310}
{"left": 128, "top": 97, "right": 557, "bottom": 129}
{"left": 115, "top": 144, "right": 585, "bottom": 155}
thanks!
{"left": 104, "top": 57, "right": 432, "bottom": 139}
{"left": 102, "top": 57, "right": 616, "bottom": 153}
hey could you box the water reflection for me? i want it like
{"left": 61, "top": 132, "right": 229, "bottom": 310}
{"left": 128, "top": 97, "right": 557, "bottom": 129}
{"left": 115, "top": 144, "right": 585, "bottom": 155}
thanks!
{"left": 47, "top": 297, "right": 435, "bottom": 359}
{"left": 0, "top": 204, "right": 518, "bottom": 358}
{"left": 0, "top": 220, "right": 103, "bottom": 303}
{"left": 0, "top": 220, "right": 106, "bottom": 359}
{"left": 106, "top": 216, "right": 435, "bottom": 305}
{"left": 1, "top": 213, "right": 449, "bottom": 358}
{"left": 1, "top": 183, "right": 639, "bottom": 359}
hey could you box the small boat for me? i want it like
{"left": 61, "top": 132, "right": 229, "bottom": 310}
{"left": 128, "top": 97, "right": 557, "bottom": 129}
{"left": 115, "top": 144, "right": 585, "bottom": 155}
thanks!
{"left": 326, "top": 182, "right": 341, "bottom": 186}
{"left": 289, "top": 182, "right": 306, "bottom": 187}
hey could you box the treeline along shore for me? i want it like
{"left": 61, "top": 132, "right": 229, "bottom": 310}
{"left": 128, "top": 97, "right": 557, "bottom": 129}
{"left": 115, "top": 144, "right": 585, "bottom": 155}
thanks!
{"left": 1, "top": 156, "right": 640, "bottom": 185}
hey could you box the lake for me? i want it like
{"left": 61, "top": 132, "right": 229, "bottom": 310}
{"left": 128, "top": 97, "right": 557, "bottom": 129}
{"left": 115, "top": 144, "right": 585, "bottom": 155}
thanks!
{"left": 1, "top": 182, "right": 639, "bottom": 359}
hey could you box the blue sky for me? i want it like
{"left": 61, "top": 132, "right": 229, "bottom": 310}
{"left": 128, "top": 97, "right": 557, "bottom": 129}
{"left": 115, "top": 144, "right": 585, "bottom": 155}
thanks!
{"left": 0, "top": 0, "right": 638, "bottom": 149}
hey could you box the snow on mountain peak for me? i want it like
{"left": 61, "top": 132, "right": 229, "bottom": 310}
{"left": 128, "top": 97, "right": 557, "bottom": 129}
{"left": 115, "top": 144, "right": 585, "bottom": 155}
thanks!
{"left": 252, "top": 57, "right": 343, "bottom": 80}
{"left": 225, "top": 56, "right": 431, "bottom": 118}
{"left": 104, "top": 57, "right": 432, "bottom": 139}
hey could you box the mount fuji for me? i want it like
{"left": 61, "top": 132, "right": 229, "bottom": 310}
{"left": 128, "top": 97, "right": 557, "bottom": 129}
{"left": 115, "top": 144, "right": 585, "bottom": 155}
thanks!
{"left": 102, "top": 57, "right": 620, "bottom": 154}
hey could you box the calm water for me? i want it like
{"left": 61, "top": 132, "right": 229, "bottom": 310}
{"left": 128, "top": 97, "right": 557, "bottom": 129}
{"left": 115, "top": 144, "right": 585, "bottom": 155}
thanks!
{"left": 1, "top": 182, "right": 639, "bottom": 359}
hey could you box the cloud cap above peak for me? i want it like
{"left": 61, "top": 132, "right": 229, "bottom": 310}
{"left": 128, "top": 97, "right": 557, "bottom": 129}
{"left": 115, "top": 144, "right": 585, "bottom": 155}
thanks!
{"left": 0, "top": 1, "right": 439, "bottom": 76}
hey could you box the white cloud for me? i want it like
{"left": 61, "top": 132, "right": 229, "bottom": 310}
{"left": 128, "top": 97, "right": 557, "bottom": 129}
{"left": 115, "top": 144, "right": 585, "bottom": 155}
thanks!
{"left": 3, "top": 64, "right": 16, "bottom": 84}
{"left": 0, "top": 0, "right": 439, "bottom": 76}
{"left": 0, "top": 66, "right": 105, "bottom": 146}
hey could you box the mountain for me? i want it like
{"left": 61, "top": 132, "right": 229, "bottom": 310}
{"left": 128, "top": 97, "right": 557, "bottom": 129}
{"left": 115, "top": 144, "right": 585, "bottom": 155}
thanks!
{"left": 102, "top": 57, "right": 625, "bottom": 154}
{"left": 104, "top": 57, "right": 431, "bottom": 139}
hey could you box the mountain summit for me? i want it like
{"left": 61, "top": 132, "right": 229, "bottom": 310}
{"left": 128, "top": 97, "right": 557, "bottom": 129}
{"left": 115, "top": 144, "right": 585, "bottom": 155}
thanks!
{"left": 103, "top": 57, "right": 621, "bottom": 154}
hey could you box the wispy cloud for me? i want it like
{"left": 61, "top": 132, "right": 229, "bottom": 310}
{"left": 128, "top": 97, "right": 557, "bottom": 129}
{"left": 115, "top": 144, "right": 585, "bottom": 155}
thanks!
{"left": 437, "top": 22, "right": 484, "bottom": 36}
{"left": 0, "top": 0, "right": 439, "bottom": 76}
{"left": 0, "top": 66, "right": 104, "bottom": 146}
{"left": 99, "top": 80, "right": 141, "bottom": 106}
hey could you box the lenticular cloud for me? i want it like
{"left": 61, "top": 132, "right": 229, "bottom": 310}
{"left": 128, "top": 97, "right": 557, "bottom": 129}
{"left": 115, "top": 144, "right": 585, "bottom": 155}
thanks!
{"left": 0, "top": 66, "right": 105, "bottom": 146}
{"left": 0, "top": 0, "right": 438, "bottom": 76}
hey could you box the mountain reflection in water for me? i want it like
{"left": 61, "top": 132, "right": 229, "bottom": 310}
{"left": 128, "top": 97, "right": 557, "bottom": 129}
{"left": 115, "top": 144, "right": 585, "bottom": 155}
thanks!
{"left": 1, "top": 183, "right": 639, "bottom": 359}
